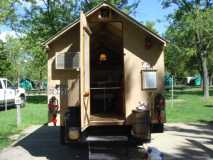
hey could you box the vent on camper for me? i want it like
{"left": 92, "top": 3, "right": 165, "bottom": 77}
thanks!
{"left": 99, "top": 7, "right": 111, "bottom": 20}
{"left": 55, "top": 52, "right": 79, "bottom": 70}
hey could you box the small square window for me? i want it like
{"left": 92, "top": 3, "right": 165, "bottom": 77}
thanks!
{"left": 141, "top": 70, "right": 157, "bottom": 90}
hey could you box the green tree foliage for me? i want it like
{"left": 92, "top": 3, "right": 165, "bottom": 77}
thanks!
{"left": 3, "top": 36, "right": 24, "bottom": 83}
{"left": 81, "top": 0, "right": 140, "bottom": 14}
{"left": 0, "top": 0, "right": 18, "bottom": 24}
{"left": 0, "top": 0, "right": 139, "bottom": 86}
{"left": 163, "top": 0, "right": 213, "bottom": 98}
{"left": 143, "top": 21, "right": 159, "bottom": 34}
{"left": 0, "top": 40, "right": 11, "bottom": 77}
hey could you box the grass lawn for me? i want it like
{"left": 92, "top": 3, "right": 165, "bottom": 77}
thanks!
{"left": 166, "top": 87, "right": 213, "bottom": 123}
{"left": 0, "top": 88, "right": 213, "bottom": 149}
{"left": 0, "top": 96, "right": 47, "bottom": 149}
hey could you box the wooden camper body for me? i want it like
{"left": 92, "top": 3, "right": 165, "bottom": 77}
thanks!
{"left": 45, "top": 2, "right": 166, "bottom": 140}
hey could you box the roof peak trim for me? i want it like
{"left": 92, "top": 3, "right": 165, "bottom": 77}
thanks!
{"left": 43, "top": 2, "right": 167, "bottom": 46}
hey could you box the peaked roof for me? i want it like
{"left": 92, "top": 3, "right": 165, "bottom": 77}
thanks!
{"left": 44, "top": 2, "right": 167, "bottom": 46}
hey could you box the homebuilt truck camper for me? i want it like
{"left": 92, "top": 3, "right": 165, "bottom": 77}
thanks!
{"left": 44, "top": 2, "right": 167, "bottom": 144}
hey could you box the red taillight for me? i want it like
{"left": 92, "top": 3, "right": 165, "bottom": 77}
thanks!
{"left": 159, "top": 99, "right": 165, "bottom": 107}
{"left": 144, "top": 153, "right": 149, "bottom": 160}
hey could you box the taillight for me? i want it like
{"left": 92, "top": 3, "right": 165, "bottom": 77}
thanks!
{"left": 159, "top": 99, "right": 165, "bottom": 107}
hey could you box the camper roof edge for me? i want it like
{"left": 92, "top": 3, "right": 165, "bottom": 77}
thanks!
{"left": 43, "top": 1, "right": 167, "bottom": 48}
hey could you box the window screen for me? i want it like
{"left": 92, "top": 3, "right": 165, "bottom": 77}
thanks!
{"left": 56, "top": 52, "right": 79, "bottom": 69}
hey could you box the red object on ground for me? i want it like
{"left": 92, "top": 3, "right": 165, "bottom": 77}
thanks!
{"left": 48, "top": 103, "right": 58, "bottom": 125}
{"left": 48, "top": 104, "right": 58, "bottom": 110}
{"left": 51, "top": 116, "right": 57, "bottom": 126}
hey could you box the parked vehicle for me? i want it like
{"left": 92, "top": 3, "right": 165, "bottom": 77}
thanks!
{"left": 0, "top": 78, "right": 26, "bottom": 108}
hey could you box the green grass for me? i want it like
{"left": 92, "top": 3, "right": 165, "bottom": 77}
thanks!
{"left": 0, "top": 96, "right": 47, "bottom": 149}
{"left": 1, "top": 89, "right": 213, "bottom": 149}
{"left": 166, "top": 87, "right": 213, "bottom": 123}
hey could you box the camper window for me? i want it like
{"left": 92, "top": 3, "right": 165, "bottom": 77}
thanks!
{"left": 141, "top": 70, "right": 157, "bottom": 90}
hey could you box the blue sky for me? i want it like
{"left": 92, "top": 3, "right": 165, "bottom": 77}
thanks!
{"left": 131, "top": 0, "right": 175, "bottom": 34}
{"left": 0, "top": 0, "right": 175, "bottom": 40}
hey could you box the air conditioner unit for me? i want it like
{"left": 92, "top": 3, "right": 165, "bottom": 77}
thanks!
{"left": 55, "top": 52, "right": 79, "bottom": 70}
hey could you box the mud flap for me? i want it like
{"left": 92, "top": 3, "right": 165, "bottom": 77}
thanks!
{"left": 151, "top": 123, "right": 164, "bottom": 133}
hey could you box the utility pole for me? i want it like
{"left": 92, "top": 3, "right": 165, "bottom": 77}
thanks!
{"left": 171, "top": 75, "right": 174, "bottom": 107}
{"left": 15, "top": 97, "right": 22, "bottom": 127}
{"left": 4, "top": 79, "right": 7, "bottom": 111}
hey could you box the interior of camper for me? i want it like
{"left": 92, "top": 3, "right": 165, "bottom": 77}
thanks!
{"left": 90, "top": 22, "right": 124, "bottom": 123}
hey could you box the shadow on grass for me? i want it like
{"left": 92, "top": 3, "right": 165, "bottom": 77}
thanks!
{"left": 165, "top": 88, "right": 213, "bottom": 98}
{"left": 0, "top": 105, "right": 16, "bottom": 111}
{"left": 199, "top": 120, "right": 213, "bottom": 124}
{"left": 27, "top": 95, "right": 47, "bottom": 104}
{"left": 204, "top": 105, "right": 213, "bottom": 108}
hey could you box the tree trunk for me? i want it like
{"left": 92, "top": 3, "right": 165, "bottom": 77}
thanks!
{"left": 39, "top": 70, "right": 43, "bottom": 92}
{"left": 201, "top": 56, "right": 209, "bottom": 98}
{"left": 210, "top": 74, "right": 213, "bottom": 86}
{"left": 199, "top": 70, "right": 203, "bottom": 89}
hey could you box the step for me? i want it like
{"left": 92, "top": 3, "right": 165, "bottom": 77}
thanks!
{"left": 86, "top": 136, "right": 128, "bottom": 142}
{"left": 84, "top": 125, "right": 131, "bottom": 137}
{"left": 87, "top": 136, "right": 129, "bottom": 160}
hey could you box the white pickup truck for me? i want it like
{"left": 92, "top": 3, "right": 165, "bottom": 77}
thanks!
{"left": 0, "top": 78, "right": 26, "bottom": 107}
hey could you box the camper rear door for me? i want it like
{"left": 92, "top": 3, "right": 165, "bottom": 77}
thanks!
{"left": 80, "top": 12, "right": 92, "bottom": 131}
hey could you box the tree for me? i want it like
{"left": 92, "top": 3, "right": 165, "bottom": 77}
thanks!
{"left": 1, "top": 0, "right": 140, "bottom": 87}
{"left": 0, "top": 40, "right": 11, "bottom": 77}
{"left": 143, "top": 21, "right": 159, "bottom": 34}
{"left": 0, "top": 0, "right": 19, "bottom": 78}
{"left": 0, "top": 0, "right": 18, "bottom": 24}
{"left": 164, "top": 26, "right": 199, "bottom": 78}
{"left": 81, "top": 0, "right": 140, "bottom": 14}
{"left": 208, "top": 54, "right": 213, "bottom": 85}
{"left": 3, "top": 36, "right": 25, "bottom": 83}
{"left": 162, "top": 0, "right": 213, "bottom": 98}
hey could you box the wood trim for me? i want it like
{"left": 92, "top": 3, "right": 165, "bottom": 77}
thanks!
{"left": 89, "top": 121, "right": 125, "bottom": 126}
{"left": 83, "top": 26, "right": 92, "bottom": 35}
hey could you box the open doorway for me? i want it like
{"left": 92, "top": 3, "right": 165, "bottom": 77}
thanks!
{"left": 90, "top": 22, "right": 124, "bottom": 122}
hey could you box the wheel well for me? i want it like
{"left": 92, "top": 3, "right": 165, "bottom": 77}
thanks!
{"left": 20, "top": 94, "right": 26, "bottom": 99}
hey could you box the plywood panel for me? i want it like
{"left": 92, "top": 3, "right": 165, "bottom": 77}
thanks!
{"left": 122, "top": 19, "right": 165, "bottom": 124}
{"left": 80, "top": 12, "right": 92, "bottom": 131}
{"left": 47, "top": 24, "right": 80, "bottom": 126}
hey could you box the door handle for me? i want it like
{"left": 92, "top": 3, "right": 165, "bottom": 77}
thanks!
{"left": 83, "top": 91, "right": 90, "bottom": 97}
